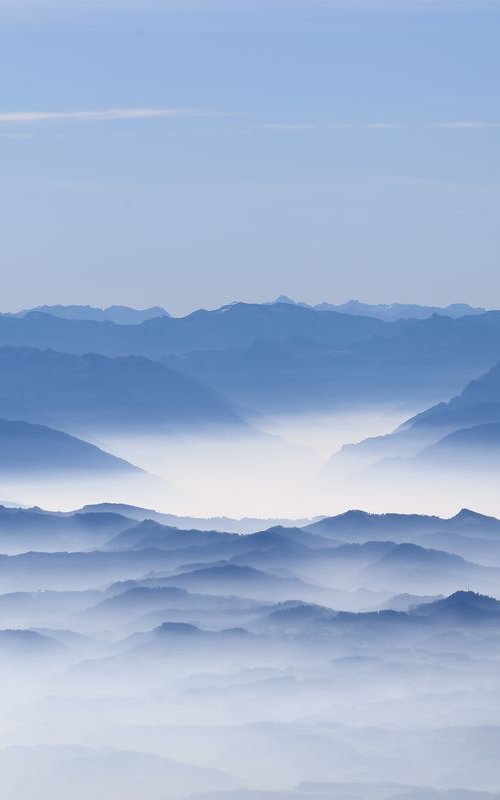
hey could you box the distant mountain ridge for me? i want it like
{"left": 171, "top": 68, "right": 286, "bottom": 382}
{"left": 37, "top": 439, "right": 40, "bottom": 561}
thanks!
{"left": 272, "top": 295, "right": 488, "bottom": 321}
{"left": 8, "top": 299, "right": 487, "bottom": 325}
{"left": 1, "top": 305, "right": 500, "bottom": 415}
{"left": 0, "top": 302, "right": 389, "bottom": 357}
{"left": 7, "top": 304, "right": 170, "bottom": 324}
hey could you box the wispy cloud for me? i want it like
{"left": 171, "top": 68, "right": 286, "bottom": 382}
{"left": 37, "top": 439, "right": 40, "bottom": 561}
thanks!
{"left": 1, "top": 110, "right": 498, "bottom": 133}
{"left": 429, "top": 121, "right": 500, "bottom": 129}
{"left": 258, "top": 120, "right": 500, "bottom": 132}
{"left": 0, "top": 107, "right": 220, "bottom": 124}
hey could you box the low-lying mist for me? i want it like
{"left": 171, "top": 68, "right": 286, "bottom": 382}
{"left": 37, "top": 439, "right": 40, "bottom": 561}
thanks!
{"left": 2, "top": 403, "right": 500, "bottom": 799}
{"left": 2, "top": 496, "right": 500, "bottom": 799}
{"left": 4, "top": 406, "right": 497, "bottom": 522}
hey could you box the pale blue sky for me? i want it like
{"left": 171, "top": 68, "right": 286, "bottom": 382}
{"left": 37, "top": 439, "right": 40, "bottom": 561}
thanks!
{"left": 0, "top": 0, "right": 499, "bottom": 314}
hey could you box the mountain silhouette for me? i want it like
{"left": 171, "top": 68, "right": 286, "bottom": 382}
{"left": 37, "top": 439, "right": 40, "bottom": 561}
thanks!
{"left": 0, "top": 506, "right": 134, "bottom": 554}
{"left": 315, "top": 300, "right": 486, "bottom": 321}
{"left": 1, "top": 305, "right": 500, "bottom": 416}
{"left": 270, "top": 296, "right": 486, "bottom": 321}
{"left": 335, "top": 360, "right": 500, "bottom": 469}
{"left": 0, "top": 419, "right": 141, "bottom": 474}
{"left": 166, "top": 312, "right": 500, "bottom": 414}
{"left": 11, "top": 305, "right": 169, "bottom": 325}
{"left": 410, "top": 591, "right": 500, "bottom": 623}
{"left": 404, "top": 360, "right": 500, "bottom": 438}
{"left": 0, "top": 303, "right": 386, "bottom": 358}
{"left": 0, "top": 347, "right": 246, "bottom": 433}
{"left": 416, "top": 423, "right": 500, "bottom": 466}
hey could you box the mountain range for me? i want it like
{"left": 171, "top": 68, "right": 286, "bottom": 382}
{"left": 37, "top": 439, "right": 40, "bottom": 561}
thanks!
{"left": 0, "top": 303, "right": 499, "bottom": 420}
{"left": 274, "top": 295, "right": 487, "bottom": 321}
{"left": 164, "top": 309, "right": 500, "bottom": 413}
{"left": 8, "top": 304, "right": 170, "bottom": 324}
{"left": 2, "top": 496, "right": 500, "bottom": 797}
{"left": 9, "top": 299, "right": 487, "bottom": 325}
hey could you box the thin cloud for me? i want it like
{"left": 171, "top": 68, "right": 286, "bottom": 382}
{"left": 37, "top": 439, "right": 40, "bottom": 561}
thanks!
{"left": 257, "top": 120, "right": 500, "bottom": 132}
{"left": 1, "top": 110, "right": 498, "bottom": 132}
{"left": 429, "top": 121, "right": 500, "bottom": 129}
{"left": 0, "top": 107, "right": 220, "bottom": 124}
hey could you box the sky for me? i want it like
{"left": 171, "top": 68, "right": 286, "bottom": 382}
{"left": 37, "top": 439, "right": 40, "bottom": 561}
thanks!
{"left": 0, "top": 0, "right": 499, "bottom": 315}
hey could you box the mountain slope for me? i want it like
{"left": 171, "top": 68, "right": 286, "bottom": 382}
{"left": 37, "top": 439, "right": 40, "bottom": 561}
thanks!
{"left": 0, "top": 419, "right": 141, "bottom": 475}
{"left": 417, "top": 423, "right": 500, "bottom": 466}
{"left": 332, "top": 360, "right": 500, "bottom": 469}
{"left": 0, "top": 347, "right": 246, "bottom": 433}
{"left": 410, "top": 360, "right": 500, "bottom": 433}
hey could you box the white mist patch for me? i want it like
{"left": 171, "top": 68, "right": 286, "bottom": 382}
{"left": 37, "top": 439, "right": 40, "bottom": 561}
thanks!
{"left": 88, "top": 428, "right": 325, "bottom": 519}
{"left": 77, "top": 408, "right": 424, "bottom": 519}
{"left": 254, "top": 408, "right": 413, "bottom": 459}
{"left": 3, "top": 406, "right": 498, "bottom": 522}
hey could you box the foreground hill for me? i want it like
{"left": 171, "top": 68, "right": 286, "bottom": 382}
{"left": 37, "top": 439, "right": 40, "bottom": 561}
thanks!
{"left": 0, "top": 506, "right": 136, "bottom": 555}
{"left": 0, "top": 746, "right": 235, "bottom": 800}
{"left": 2, "top": 498, "right": 500, "bottom": 798}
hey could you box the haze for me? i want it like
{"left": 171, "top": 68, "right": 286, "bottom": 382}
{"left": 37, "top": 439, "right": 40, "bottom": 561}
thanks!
{"left": 1, "top": 0, "right": 499, "bottom": 313}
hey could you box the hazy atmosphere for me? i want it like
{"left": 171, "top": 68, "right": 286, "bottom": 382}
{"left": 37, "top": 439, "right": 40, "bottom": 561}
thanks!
{"left": 1, "top": 0, "right": 499, "bottom": 313}
{"left": 1, "top": 2, "right": 500, "bottom": 800}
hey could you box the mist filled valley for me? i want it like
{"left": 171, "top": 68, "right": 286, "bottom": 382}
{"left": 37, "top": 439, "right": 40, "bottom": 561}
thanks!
{"left": 2, "top": 300, "right": 500, "bottom": 519}
{"left": 0, "top": 299, "right": 499, "bottom": 799}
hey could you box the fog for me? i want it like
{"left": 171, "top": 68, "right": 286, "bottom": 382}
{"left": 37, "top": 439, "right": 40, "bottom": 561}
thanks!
{"left": 2, "top": 406, "right": 500, "bottom": 799}
{"left": 0, "top": 409, "right": 404, "bottom": 514}
{"left": 3, "top": 495, "right": 500, "bottom": 799}
{"left": 4, "top": 406, "right": 499, "bottom": 521}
